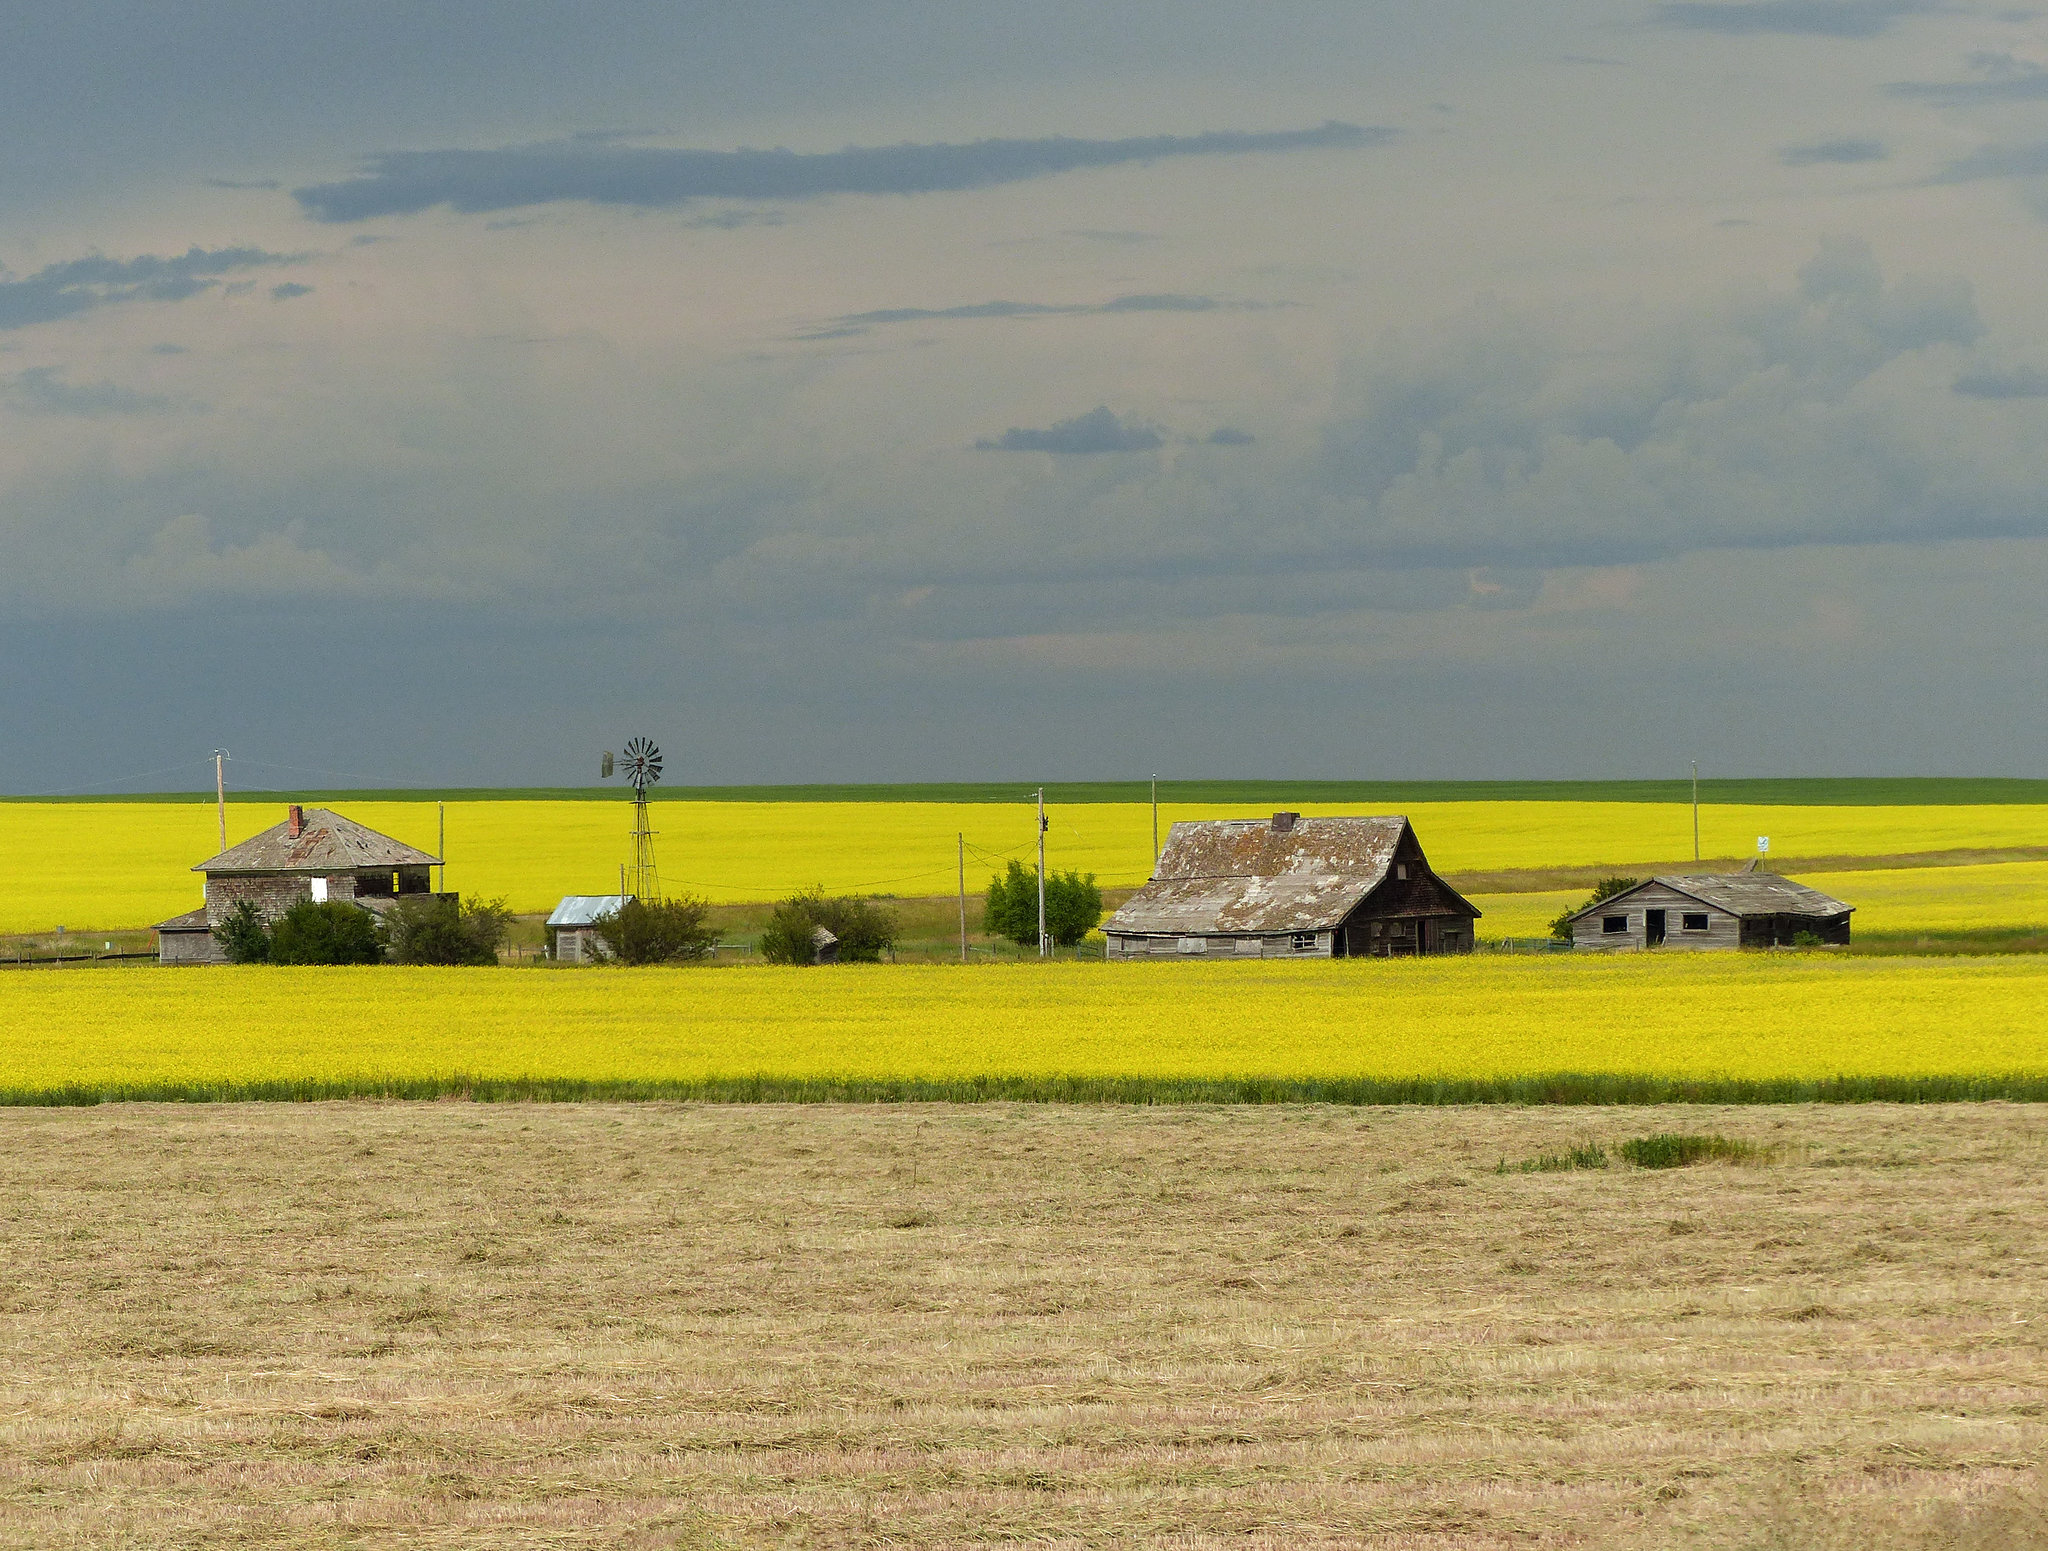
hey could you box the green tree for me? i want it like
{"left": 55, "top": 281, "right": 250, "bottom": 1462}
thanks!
{"left": 267, "top": 900, "right": 386, "bottom": 965}
{"left": 591, "top": 896, "right": 717, "bottom": 965}
{"left": 1550, "top": 877, "right": 1640, "bottom": 943}
{"left": 386, "top": 895, "right": 512, "bottom": 966}
{"left": 760, "top": 890, "right": 898, "bottom": 964}
{"left": 211, "top": 900, "right": 271, "bottom": 964}
{"left": 983, "top": 860, "right": 1038, "bottom": 947}
{"left": 984, "top": 862, "right": 1103, "bottom": 948}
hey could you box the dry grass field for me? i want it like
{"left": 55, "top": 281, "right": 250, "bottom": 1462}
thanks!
{"left": 3, "top": 1102, "right": 2044, "bottom": 1549}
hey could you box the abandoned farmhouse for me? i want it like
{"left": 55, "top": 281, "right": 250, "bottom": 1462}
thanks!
{"left": 155, "top": 804, "right": 448, "bottom": 964}
{"left": 1102, "top": 813, "right": 1481, "bottom": 959}
{"left": 1565, "top": 873, "right": 1854, "bottom": 951}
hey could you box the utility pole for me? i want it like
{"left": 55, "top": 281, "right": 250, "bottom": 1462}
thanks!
{"left": 1036, "top": 787, "right": 1048, "bottom": 959}
{"left": 1151, "top": 773, "right": 1158, "bottom": 872}
{"left": 958, "top": 832, "right": 967, "bottom": 963}
{"left": 1691, "top": 760, "right": 1700, "bottom": 863}
{"left": 212, "top": 750, "right": 229, "bottom": 854}
{"left": 437, "top": 801, "right": 446, "bottom": 895}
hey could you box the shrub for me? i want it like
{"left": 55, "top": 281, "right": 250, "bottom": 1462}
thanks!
{"left": 1550, "top": 876, "right": 1641, "bottom": 943}
{"left": 212, "top": 900, "right": 271, "bottom": 964}
{"left": 984, "top": 861, "right": 1103, "bottom": 948}
{"left": 266, "top": 900, "right": 386, "bottom": 965}
{"left": 760, "top": 890, "right": 898, "bottom": 964}
{"left": 386, "top": 895, "right": 512, "bottom": 966}
{"left": 591, "top": 896, "right": 716, "bottom": 965}
{"left": 1619, "top": 1133, "right": 1757, "bottom": 1169}
{"left": 1498, "top": 1143, "right": 1608, "bottom": 1174}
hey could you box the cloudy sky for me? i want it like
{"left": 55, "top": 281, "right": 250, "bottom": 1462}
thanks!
{"left": 6, "top": 0, "right": 2048, "bottom": 791}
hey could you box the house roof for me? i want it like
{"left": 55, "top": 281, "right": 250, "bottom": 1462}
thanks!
{"left": 1103, "top": 816, "right": 1435, "bottom": 935}
{"left": 548, "top": 895, "right": 632, "bottom": 927}
{"left": 1568, "top": 874, "right": 1854, "bottom": 922}
{"left": 195, "top": 808, "right": 439, "bottom": 874}
{"left": 154, "top": 906, "right": 211, "bottom": 932}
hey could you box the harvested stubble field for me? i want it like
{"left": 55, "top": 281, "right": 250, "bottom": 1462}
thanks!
{"left": 2, "top": 1102, "right": 2044, "bottom": 1549}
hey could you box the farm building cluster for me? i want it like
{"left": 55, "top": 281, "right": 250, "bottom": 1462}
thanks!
{"left": 153, "top": 801, "right": 1857, "bottom": 962}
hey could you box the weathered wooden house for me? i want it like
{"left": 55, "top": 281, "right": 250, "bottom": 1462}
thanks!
{"left": 1566, "top": 873, "right": 1853, "bottom": 951}
{"left": 154, "top": 804, "right": 446, "bottom": 964}
{"left": 546, "top": 895, "right": 632, "bottom": 963}
{"left": 1101, "top": 813, "right": 1480, "bottom": 959}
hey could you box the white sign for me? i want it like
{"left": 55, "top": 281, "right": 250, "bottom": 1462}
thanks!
{"left": 1756, "top": 836, "right": 1770, "bottom": 854}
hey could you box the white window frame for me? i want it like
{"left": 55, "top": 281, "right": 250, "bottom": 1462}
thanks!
{"left": 1289, "top": 931, "right": 1317, "bottom": 953}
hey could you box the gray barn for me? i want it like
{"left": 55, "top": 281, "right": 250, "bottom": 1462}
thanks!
{"left": 1566, "top": 874, "right": 1854, "bottom": 952}
{"left": 155, "top": 804, "right": 448, "bottom": 964}
{"left": 1101, "top": 813, "right": 1480, "bottom": 960}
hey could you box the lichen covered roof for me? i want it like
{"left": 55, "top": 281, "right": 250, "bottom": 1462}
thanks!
{"left": 1102, "top": 816, "right": 1410, "bottom": 935}
{"left": 1569, "top": 873, "right": 1854, "bottom": 921}
{"left": 195, "top": 808, "right": 439, "bottom": 874}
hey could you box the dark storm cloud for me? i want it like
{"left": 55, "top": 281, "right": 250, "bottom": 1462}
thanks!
{"left": 270, "top": 282, "right": 313, "bottom": 301}
{"left": 975, "top": 406, "right": 1163, "bottom": 453}
{"left": 806, "top": 292, "right": 1251, "bottom": 337}
{"left": 1953, "top": 365, "right": 2048, "bottom": 397}
{"left": 0, "top": 246, "right": 302, "bottom": 331}
{"left": 292, "top": 122, "right": 1393, "bottom": 222}
{"left": 1654, "top": 0, "right": 1936, "bottom": 36}
{"left": 1780, "top": 138, "right": 1888, "bottom": 165}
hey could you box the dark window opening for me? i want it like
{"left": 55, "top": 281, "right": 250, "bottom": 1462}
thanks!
{"left": 1290, "top": 932, "right": 1317, "bottom": 952}
{"left": 1602, "top": 915, "right": 1629, "bottom": 935}
{"left": 1682, "top": 913, "right": 1710, "bottom": 932}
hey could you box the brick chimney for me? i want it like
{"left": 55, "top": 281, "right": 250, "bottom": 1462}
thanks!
{"left": 1271, "top": 811, "right": 1299, "bottom": 834}
{"left": 288, "top": 804, "right": 304, "bottom": 838}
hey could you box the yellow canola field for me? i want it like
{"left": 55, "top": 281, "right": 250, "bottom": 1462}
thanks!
{"left": 4, "top": 798, "right": 2047, "bottom": 933}
{"left": 2, "top": 956, "right": 2044, "bottom": 1096}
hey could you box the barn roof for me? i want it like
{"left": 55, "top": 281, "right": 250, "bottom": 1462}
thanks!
{"left": 1569, "top": 873, "right": 1854, "bottom": 922}
{"left": 195, "top": 808, "right": 439, "bottom": 874}
{"left": 548, "top": 895, "right": 632, "bottom": 927}
{"left": 1103, "top": 816, "right": 1429, "bottom": 935}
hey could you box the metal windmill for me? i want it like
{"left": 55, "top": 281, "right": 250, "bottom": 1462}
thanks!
{"left": 618, "top": 737, "right": 662, "bottom": 899}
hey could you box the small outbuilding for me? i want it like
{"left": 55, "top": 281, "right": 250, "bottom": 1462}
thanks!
{"left": 156, "top": 803, "right": 448, "bottom": 964}
{"left": 547, "top": 895, "right": 632, "bottom": 963}
{"left": 1101, "top": 812, "right": 1481, "bottom": 960}
{"left": 1566, "top": 873, "right": 1853, "bottom": 951}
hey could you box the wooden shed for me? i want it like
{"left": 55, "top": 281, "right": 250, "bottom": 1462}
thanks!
{"left": 1567, "top": 873, "right": 1853, "bottom": 952}
{"left": 1101, "top": 813, "right": 1480, "bottom": 960}
{"left": 547, "top": 895, "right": 632, "bottom": 963}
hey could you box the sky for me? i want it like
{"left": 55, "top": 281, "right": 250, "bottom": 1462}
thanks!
{"left": 5, "top": 0, "right": 2048, "bottom": 791}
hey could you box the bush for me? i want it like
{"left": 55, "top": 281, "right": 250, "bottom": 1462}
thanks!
{"left": 212, "top": 900, "right": 271, "bottom": 964}
{"left": 760, "top": 890, "right": 899, "bottom": 964}
{"left": 591, "top": 896, "right": 716, "bottom": 965}
{"left": 984, "top": 861, "right": 1103, "bottom": 949}
{"left": 387, "top": 895, "right": 511, "bottom": 966}
{"left": 1550, "top": 876, "right": 1641, "bottom": 943}
{"left": 1618, "top": 1132, "right": 1757, "bottom": 1169}
{"left": 267, "top": 900, "right": 386, "bottom": 965}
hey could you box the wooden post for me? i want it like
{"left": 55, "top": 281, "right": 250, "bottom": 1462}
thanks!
{"left": 1151, "top": 773, "right": 1158, "bottom": 872}
{"left": 1691, "top": 760, "right": 1699, "bottom": 863}
{"left": 438, "top": 801, "right": 446, "bottom": 894}
{"left": 213, "top": 750, "right": 228, "bottom": 854}
{"left": 1036, "top": 788, "right": 1047, "bottom": 959}
{"left": 958, "top": 832, "right": 967, "bottom": 962}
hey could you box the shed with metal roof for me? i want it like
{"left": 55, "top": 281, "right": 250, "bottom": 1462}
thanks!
{"left": 1566, "top": 873, "right": 1853, "bottom": 951}
{"left": 1100, "top": 813, "right": 1480, "bottom": 960}
{"left": 547, "top": 895, "right": 633, "bottom": 963}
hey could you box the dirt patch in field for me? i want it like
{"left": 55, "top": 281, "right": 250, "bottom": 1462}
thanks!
{"left": 1, "top": 1103, "right": 2044, "bottom": 1548}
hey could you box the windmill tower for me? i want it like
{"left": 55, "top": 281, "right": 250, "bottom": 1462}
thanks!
{"left": 618, "top": 737, "right": 662, "bottom": 898}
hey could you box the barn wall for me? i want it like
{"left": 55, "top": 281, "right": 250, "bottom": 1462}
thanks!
{"left": 203, "top": 872, "right": 358, "bottom": 926}
{"left": 1574, "top": 883, "right": 1740, "bottom": 952}
{"left": 1105, "top": 932, "right": 1331, "bottom": 960}
{"left": 157, "top": 930, "right": 224, "bottom": 965}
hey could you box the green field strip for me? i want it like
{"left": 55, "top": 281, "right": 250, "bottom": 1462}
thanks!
{"left": 7, "top": 1071, "right": 2048, "bottom": 1106}
{"left": 12, "top": 776, "right": 2048, "bottom": 806}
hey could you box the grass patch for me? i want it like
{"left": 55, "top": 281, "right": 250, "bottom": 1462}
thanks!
{"left": 1618, "top": 1132, "right": 1760, "bottom": 1168}
{"left": 1498, "top": 1142, "right": 1609, "bottom": 1173}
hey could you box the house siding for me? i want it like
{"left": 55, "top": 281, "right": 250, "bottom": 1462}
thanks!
{"left": 1572, "top": 881, "right": 1741, "bottom": 952}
